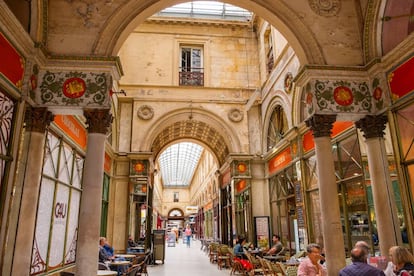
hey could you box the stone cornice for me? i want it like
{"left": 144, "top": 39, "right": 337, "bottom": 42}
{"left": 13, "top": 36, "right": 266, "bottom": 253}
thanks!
{"left": 294, "top": 63, "right": 376, "bottom": 86}
{"left": 36, "top": 48, "right": 124, "bottom": 79}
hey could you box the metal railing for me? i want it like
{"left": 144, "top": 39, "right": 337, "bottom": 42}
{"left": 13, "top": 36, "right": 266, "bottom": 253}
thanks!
{"left": 179, "top": 68, "right": 204, "bottom": 86}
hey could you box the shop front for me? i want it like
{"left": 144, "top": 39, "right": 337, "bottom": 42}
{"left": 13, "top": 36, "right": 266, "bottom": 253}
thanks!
{"left": 302, "top": 121, "right": 407, "bottom": 255}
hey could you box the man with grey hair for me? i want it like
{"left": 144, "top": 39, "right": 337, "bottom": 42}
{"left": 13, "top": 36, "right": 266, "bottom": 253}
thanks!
{"left": 339, "top": 241, "right": 385, "bottom": 276}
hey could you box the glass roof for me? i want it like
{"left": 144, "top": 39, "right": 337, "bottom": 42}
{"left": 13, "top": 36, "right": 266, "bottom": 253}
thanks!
{"left": 159, "top": 142, "right": 204, "bottom": 187}
{"left": 155, "top": 1, "right": 252, "bottom": 21}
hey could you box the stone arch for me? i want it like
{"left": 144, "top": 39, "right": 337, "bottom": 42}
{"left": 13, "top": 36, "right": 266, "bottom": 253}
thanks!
{"left": 93, "top": 0, "right": 323, "bottom": 64}
{"left": 362, "top": 0, "right": 385, "bottom": 62}
{"left": 145, "top": 108, "right": 242, "bottom": 166}
{"left": 168, "top": 208, "right": 184, "bottom": 217}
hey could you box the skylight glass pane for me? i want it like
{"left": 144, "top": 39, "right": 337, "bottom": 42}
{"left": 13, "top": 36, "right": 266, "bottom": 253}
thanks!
{"left": 159, "top": 142, "right": 203, "bottom": 187}
{"left": 155, "top": 1, "right": 252, "bottom": 21}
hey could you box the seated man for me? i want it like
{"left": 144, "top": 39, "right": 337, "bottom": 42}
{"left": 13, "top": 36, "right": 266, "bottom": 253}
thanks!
{"left": 339, "top": 243, "right": 385, "bottom": 276}
{"left": 266, "top": 234, "right": 283, "bottom": 255}
{"left": 99, "top": 237, "right": 127, "bottom": 275}
{"left": 127, "top": 235, "right": 137, "bottom": 247}
{"left": 99, "top": 239, "right": 114, "bottom": 263}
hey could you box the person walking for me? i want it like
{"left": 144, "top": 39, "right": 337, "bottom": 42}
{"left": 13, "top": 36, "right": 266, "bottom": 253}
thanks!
{"left": 184, "top": 224, "right": 192, "bottom": 248}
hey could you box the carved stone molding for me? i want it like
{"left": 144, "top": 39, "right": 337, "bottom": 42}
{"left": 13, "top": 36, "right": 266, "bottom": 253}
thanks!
{"left": 84, "top": 109, "right": 112, "bottom": 134}
{"left": 228, "top": 108, "right": 243, "bottom": 122}
{"left": 355, "top": 115, "right": 387, "bottom": 139}
{"left": 137, "top": 105, "right": 154, "bottom": 120}
{"left": 308, "top": 0, "right": 341, "bottom": 17}
{"left": 305, "top": 114, "right": 336, "bottom": 137}
{"left": 25, "top": 107, "right": 54, "bottom": 133}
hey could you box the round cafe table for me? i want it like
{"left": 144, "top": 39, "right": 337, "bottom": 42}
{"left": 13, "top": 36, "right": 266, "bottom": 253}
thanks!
{"left": 115, "top": 254, "right": 136, "bottom": 259}
{"left": 110, "top": 260, "right": 131, "bottom": 266}
{"left": 97, "top": 270, "right": 117, "bottom": 275}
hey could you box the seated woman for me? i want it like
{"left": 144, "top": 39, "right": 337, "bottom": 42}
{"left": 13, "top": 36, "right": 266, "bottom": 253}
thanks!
{"left": 234, "top": 237, "right": 247, "bottom": 259}
{"left": 388, "top": 246, "right": 414, "bottom": 275}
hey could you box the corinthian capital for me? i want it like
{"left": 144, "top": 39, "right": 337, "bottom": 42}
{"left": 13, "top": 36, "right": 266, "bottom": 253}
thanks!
{"left": 355, "top": 115, "right": 387, "bottom": 139}
{"left": 305, "top": 114, "right": 337, "bottom": 137}
{"left": 25, "top": 107, "right": 54, "bottom": 133}
{"left": 84, "top": 109, "right": 113, "bottom": 134}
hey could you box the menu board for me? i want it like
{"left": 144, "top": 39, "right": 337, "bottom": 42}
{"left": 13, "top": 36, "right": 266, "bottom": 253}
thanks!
{"left": 254, "top": 216, "right": 270, "bottom": 249}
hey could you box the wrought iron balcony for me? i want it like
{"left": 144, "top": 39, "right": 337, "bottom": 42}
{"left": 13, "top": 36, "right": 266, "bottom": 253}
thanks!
{"left": 179, "top": 68, "right": 204, "bottom": 86}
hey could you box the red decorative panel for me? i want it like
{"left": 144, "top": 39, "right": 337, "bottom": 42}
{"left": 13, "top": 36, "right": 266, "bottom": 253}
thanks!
{"left": 0, "top": 32, "right": 25, "bottom": 89}
{"left": 388, "top": 55, "right": 414, "bottom": 100}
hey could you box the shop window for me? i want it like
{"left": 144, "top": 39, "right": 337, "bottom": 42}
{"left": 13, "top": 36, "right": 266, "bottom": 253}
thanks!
{"left": 332, "top": 135, "right": 363, "bottom": 181}
{"left": 179, "top": 46, "right": 204, "bottom": 86}
{"left": 31, "top": 132, "right": 84, "bottom": 274}
{"left": 269, "top": 165, "right": 299, "bottom": 253}
{"left": 267, "top": 105, "right": 288, "bottom": 150}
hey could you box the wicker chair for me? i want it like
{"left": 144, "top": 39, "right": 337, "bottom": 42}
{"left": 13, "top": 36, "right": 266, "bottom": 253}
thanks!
{"left": 284, "top": 265, "right": 298, "bottom": 276}
{"left": 245, "top": 251, "right": 264, "bottom": 275}
{"left": 217, "top": 244, "right": 232, "bottom": 270}
{"left": 209, "top": 242, "right": 219, "bottom": 263}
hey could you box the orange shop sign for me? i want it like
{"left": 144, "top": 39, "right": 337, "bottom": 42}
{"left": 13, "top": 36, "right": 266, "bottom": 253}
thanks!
{"left": 54, "top": 115, "right": 87, "bottom": 150}
{"left": 302, "top": 121, "right": 353, "bottom": 153}
{"left": 104, "top": 152, "right": 112, "bottom": 173}
{"left": 268, "top": 147, "right": 292, "bottom": 175}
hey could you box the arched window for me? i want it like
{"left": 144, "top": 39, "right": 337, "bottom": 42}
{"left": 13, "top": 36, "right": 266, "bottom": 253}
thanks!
{"left": 267, "top": 105, "right": 288, "bottom": 150}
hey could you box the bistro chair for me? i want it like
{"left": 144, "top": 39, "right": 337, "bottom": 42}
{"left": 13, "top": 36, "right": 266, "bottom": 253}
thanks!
{"left": 122, "top": 264, "right": 140, "bottom": 276}
{"left": 209, "top": 242, "right": 219, "bottom": 263}
{"left": 98, "top": 262, "right": 110, "bottom": 270}
{"left": 230, "top": 256, "right": 248, "bottom": 275}
{"left": 217, "top": 244, "right": 232, "bottom": 269}
{"left": 284, "top": 265, "right": 298, "bottom": 276}
{"left": 245, "top": 251, "right": 264, "bottom": 275}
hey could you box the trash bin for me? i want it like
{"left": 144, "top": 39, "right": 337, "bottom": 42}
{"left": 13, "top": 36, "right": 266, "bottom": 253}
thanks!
{"left": 152, "top": 230, "right": 166, "bottom": 264}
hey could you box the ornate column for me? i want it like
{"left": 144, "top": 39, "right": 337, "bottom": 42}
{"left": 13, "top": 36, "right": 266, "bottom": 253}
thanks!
{"left": 356, "top": 115, "right": 401, "bottom": 256}
{"left": 305, "top": 114, "right": 345, "bottom": 275}
{"left": 76, "top": 109, "right": 112, "bottom": 276}
{"left": 12, "top": 107, "right": 54, "bottom": 275}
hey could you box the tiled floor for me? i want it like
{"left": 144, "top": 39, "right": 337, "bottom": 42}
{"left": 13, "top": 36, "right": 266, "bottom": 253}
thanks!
{"left": 147, "top": 239, "right": 231, "bottom": 275}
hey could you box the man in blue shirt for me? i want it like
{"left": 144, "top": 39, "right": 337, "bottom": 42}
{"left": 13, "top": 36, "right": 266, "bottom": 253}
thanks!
{"left": 339, "top": 242, "right": 385, "bottom": 276}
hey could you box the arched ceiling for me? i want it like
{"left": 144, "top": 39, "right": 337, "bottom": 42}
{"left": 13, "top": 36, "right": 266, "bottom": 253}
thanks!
{"left": 151, "top": 119, "right": 229, "bottom": 166}
{"left": 43, "top": 0, "right": 373, "bottom": 66}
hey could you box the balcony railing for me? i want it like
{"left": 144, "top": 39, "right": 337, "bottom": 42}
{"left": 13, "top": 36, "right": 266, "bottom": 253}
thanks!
{"left": 179, "top": 68, "right": 204, "bottom": 86}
